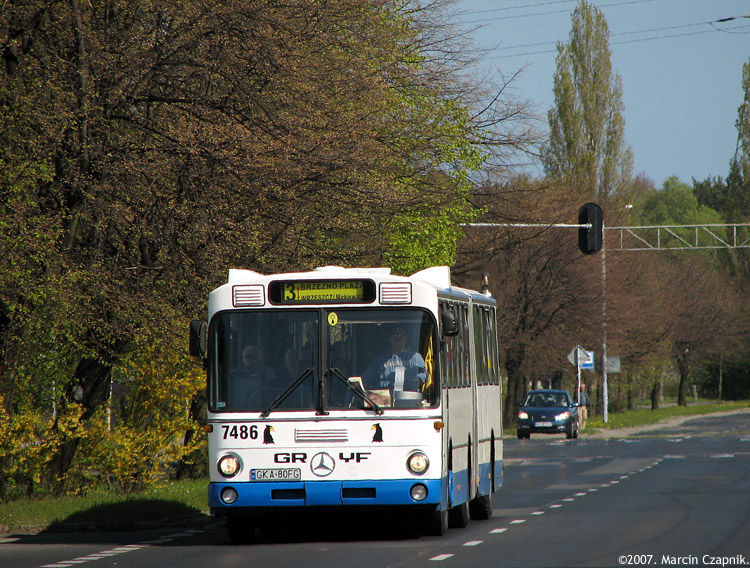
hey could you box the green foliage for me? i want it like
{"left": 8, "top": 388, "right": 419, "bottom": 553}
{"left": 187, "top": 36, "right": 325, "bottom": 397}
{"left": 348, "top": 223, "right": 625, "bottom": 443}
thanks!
{"left": 0, "top": 0, "right": 505, "bottom": 497}
{"left": 0, "top": 398, "right": 84, "bottom": 497}
{"left": 385, "top": 201, "right": 481, "bottom": 276}
{"left": 0, "top": 331, "right": 205, "bottom": 496}
{"left": 544, "top": 0, "right": 633, "bottom": 199}
{"left": 635, "top": 176, "right": 726, "bottom": 253}
{"left": 69, "top": 336, "right": 206, "bottom": 493}
{"left": 640, "top": 177, "right": 723, "bottom": 226}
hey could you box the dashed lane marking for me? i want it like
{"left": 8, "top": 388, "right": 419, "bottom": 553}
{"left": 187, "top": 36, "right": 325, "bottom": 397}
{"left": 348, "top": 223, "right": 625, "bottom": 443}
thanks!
{"left": 39, "top": 529, "right": 205, "bottom": 568}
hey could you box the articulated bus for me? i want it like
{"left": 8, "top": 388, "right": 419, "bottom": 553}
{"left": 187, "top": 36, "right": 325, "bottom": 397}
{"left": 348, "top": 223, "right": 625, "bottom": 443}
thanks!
{"left": 189, "top": 265, "right": 503, "bottom": 542}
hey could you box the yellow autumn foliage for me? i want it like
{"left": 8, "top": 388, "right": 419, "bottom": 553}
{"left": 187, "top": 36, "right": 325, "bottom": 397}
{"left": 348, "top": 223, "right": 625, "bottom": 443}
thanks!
{"left": 0, "top": 337, "right": 206, "bottom": 497}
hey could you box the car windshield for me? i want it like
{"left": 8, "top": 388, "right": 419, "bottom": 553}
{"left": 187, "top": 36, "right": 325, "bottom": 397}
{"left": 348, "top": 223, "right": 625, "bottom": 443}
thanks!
{"left": 525, "top": 393, "right": 567, "bottom": 407}
{"left": 208, "top": 308, "right": 437, "bottom": 413}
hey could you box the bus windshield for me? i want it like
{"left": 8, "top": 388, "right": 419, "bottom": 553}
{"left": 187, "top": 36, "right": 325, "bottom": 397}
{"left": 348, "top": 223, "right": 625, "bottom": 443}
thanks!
{"left": 209, "top": 308, "right": 438, "bottom": 413}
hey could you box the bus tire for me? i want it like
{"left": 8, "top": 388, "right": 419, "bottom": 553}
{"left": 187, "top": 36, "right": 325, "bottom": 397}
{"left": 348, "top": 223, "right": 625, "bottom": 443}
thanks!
{"left": 469, "top": 494, "right": 493, "bottom": 520}
{"left": 226, "top": 515, "right": 256, "bottom": 544}
{"left": 448, "top": 501, "right": 470, "bottom": 528}
{"left": 426, "top": 505, "right": 449, "bottom": 536}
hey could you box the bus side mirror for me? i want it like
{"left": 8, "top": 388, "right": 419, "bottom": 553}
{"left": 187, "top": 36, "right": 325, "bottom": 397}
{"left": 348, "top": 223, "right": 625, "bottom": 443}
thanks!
{"left": 189, "top": 320, "right": 207, "bottom": 360}
{"left": 441, "top": 309, "right": 459, "bottom": 337}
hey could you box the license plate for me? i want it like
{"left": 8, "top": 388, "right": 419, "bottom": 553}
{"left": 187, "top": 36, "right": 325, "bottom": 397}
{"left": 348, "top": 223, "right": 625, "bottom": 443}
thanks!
{"left": 534, "top": 421, "right": 553, "bottom": 427}
{"left": 250, "top": 468, "right": 302, "bottom": 481}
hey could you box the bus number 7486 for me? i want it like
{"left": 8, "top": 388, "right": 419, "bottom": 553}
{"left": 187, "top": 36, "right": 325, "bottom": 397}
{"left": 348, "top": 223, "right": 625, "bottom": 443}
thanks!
{"left": 222, "top": 424, "right": 259, "bottom": 440}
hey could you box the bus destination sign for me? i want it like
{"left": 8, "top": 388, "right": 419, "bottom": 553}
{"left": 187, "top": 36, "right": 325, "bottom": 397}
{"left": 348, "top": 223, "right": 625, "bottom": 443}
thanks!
{"left": 276, "top": 280, "right": 370, "bottom": 303}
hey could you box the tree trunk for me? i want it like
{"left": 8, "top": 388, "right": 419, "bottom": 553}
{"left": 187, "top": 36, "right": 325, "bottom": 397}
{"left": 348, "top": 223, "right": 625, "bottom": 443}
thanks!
{"left": 45, "top": 354, "right": 117, "bottom": 491}
{"left": 650, "top": 379, "right": 661, "bottom": 410}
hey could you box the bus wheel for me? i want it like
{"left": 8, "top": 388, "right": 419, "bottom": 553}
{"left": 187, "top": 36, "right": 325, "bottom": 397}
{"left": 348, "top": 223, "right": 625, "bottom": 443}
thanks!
{"left": 227, "top": 515, "right": 256, "bottom": 544}
{"left": 425, "top": 505, "right": 448, "bottom": 536}
{"left": 469, "top": 494, "right": 493, "bottom": 520}
{"left": 448, "top": 501, "right": 470, "bottom": 528}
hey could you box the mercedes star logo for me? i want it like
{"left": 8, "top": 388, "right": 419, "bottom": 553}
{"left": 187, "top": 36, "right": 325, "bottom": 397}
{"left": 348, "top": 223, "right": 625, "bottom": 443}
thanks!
{"left": 310, "top": 452, "right": 335, "bottom": 477}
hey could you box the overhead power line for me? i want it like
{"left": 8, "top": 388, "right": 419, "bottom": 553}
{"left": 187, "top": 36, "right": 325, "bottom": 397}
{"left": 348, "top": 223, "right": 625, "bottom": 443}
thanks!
{"left": 481, "top": 16, "right": 750, "bottom": 60}
{"left": 462, "top": 0, "right": 656, "bottom": 24}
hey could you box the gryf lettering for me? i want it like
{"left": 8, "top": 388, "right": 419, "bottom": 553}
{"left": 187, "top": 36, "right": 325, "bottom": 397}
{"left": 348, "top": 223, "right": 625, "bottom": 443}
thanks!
{"left": 339, "top": 452, "right": 370, "bottom": 463}
{"left": 274, "top": 452, "right": 307, "bottom": 464}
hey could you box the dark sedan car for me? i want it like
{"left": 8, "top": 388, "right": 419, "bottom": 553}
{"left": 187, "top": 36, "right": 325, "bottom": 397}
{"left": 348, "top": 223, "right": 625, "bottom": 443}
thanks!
{"left": 516, "top": 389, "right": 580, "bottom": 439}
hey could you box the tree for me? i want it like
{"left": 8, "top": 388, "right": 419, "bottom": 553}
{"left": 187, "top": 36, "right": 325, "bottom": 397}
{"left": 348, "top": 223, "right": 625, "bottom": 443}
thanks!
{"left": 630, "top": 177, "right": 744, "bottom": 407}
{"left": 0, "top": 0, "right": 536, "bottom": 494}
{"left": 543, "top": 0, "right": 632, "bottom": 200}
{"left": 723, "top": 58, "right": 750, "bottom": 280}
{"left": 455, "top": 178, "right": 597, "bottom": 427}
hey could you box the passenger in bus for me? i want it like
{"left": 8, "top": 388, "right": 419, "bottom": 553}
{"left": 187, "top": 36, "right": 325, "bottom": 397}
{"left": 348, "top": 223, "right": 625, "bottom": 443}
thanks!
{"left": 228, "top": 345, "right": 275, "bottom": 409}
{"left": 362, "top": 326, "right": 427, "bottom": 405}
{"left": 272, "top": 348, "right": 312, "bottom": 408}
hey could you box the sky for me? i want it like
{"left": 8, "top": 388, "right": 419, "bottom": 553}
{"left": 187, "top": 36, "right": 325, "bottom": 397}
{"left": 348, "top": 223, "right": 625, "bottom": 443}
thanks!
{"left": 454, "top": 0, "right": 750, "bottom": 187}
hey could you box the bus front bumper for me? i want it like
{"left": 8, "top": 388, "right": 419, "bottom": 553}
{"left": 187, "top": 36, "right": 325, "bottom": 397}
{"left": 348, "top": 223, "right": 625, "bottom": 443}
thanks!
{"left": 209, "top": 478, "right": 442, "bottom": 513}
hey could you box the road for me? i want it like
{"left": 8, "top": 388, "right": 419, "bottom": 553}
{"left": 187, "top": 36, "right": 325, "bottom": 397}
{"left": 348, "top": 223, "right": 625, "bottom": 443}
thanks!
{"left": 3, "top": 411, "right": 749, "bottom": 568}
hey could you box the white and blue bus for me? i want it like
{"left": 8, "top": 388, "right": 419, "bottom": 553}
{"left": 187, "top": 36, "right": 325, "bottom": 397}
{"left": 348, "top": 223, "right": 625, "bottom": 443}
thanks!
{"left": 189, "top": 265, "right": 503, "bottom": 542}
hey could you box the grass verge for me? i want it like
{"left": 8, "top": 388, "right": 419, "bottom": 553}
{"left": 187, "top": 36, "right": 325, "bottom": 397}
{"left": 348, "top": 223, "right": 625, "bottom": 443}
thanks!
{"left": 585, "top": 400, "right": 750, "bottom": 431}
{"left": 0, "top": 478, "right": 210, "bottom": 534}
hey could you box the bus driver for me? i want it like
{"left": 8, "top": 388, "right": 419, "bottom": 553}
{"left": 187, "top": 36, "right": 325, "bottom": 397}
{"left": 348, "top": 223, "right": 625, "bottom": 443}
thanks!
{"left": 362, "top": 325, "right": 427, "bottom": 405}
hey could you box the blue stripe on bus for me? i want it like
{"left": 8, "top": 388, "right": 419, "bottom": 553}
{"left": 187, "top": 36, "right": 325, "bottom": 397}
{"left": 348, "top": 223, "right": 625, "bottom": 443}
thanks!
{"left": 448, "top": 469, "right": 470, "bottom": 505}
{"left": 209, "top": 478, "right": 444, "bottom": 509}
{"left": 477, "top": 462, "right": 492, "bottom": 495}
{"left": 448, "top": 460, "right": 504, "bottom": 506}
{"left": 494, "top": 458, "right": 504, "bottom": 492}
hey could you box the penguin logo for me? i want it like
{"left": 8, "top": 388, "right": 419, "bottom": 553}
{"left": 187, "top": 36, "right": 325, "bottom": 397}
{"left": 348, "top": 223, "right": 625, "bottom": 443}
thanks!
{"left": 263, "top": 425, "right": 275, "bottom": 444}
{"left": 371, "top": 423, "right": 384, "bottom": 443}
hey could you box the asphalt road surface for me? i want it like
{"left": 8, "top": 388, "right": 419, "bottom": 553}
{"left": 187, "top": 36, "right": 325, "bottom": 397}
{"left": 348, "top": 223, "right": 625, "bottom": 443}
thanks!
{"left": 3, "top": 410, "right": 749, "bottom": 568}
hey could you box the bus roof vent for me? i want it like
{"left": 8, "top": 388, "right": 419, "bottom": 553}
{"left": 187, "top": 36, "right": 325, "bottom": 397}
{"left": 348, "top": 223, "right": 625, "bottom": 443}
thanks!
{"left": 233, "top": 284, "right": 265, "bottom": 307}
{"left": 228, "top": 268, "right": 264, "bottom": 283}
{"left": 410, "top": 266, "right": 451, "bottom": 290}
{"left": 380, "top": 282, "right": 412, "bottom": 305}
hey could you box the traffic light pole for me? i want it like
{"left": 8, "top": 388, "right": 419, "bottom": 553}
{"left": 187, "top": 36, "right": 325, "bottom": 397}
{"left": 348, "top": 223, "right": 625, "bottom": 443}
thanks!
{"left": 601, "top": 223, "right": 609, "bottom": 423}
{"left": 465, "top": 214, "right": 749, "bottom": 424}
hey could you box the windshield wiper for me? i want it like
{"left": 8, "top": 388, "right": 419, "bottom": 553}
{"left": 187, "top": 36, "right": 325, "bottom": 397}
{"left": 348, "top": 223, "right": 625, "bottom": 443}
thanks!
{"left": 327, "top": 367, "right": 384, "bottom": 415}
{"left": 260, "top": 368, "right": 313, "bottom": 418}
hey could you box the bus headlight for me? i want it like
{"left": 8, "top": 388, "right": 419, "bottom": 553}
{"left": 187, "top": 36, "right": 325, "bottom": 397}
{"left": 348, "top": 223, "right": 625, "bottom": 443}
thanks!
{"left": 218, "top": 454, "right": 242, "bottom": 478}
{"left": 407, "top": 452, "right": 429, "bottom": 475}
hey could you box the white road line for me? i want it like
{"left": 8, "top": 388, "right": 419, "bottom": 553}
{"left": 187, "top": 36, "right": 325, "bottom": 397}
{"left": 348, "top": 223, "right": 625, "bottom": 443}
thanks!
{"left": 41, "top": 528, "right": 203, "bottom": 568}
{"left": 463, "top": 540, "right": 483, "bottom": 546}
{"left": 429, "top": 554, "right": 455, "bottom": 561}
{"left": 490, "top": 528, "right": 508, "bottom": 534}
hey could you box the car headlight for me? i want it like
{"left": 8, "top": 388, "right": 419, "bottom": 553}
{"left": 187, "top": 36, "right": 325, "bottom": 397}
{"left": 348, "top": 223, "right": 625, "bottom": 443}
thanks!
{"left": 407, "top": 452, "right": 429, "bottom": 475}
{"left": 555, "top": 411, "right": 571, "bottom": 421}
{"left": 218, "top": 454, "right": 242, "bottom": 478}
{"left": 518, "top": 411, "right": 529, "bottom": 419}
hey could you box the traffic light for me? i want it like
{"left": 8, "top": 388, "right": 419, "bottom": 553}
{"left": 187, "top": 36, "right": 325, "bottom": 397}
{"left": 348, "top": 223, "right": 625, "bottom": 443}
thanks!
{"left": 578, "top": 202, "right": 603, "bottom": 255}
